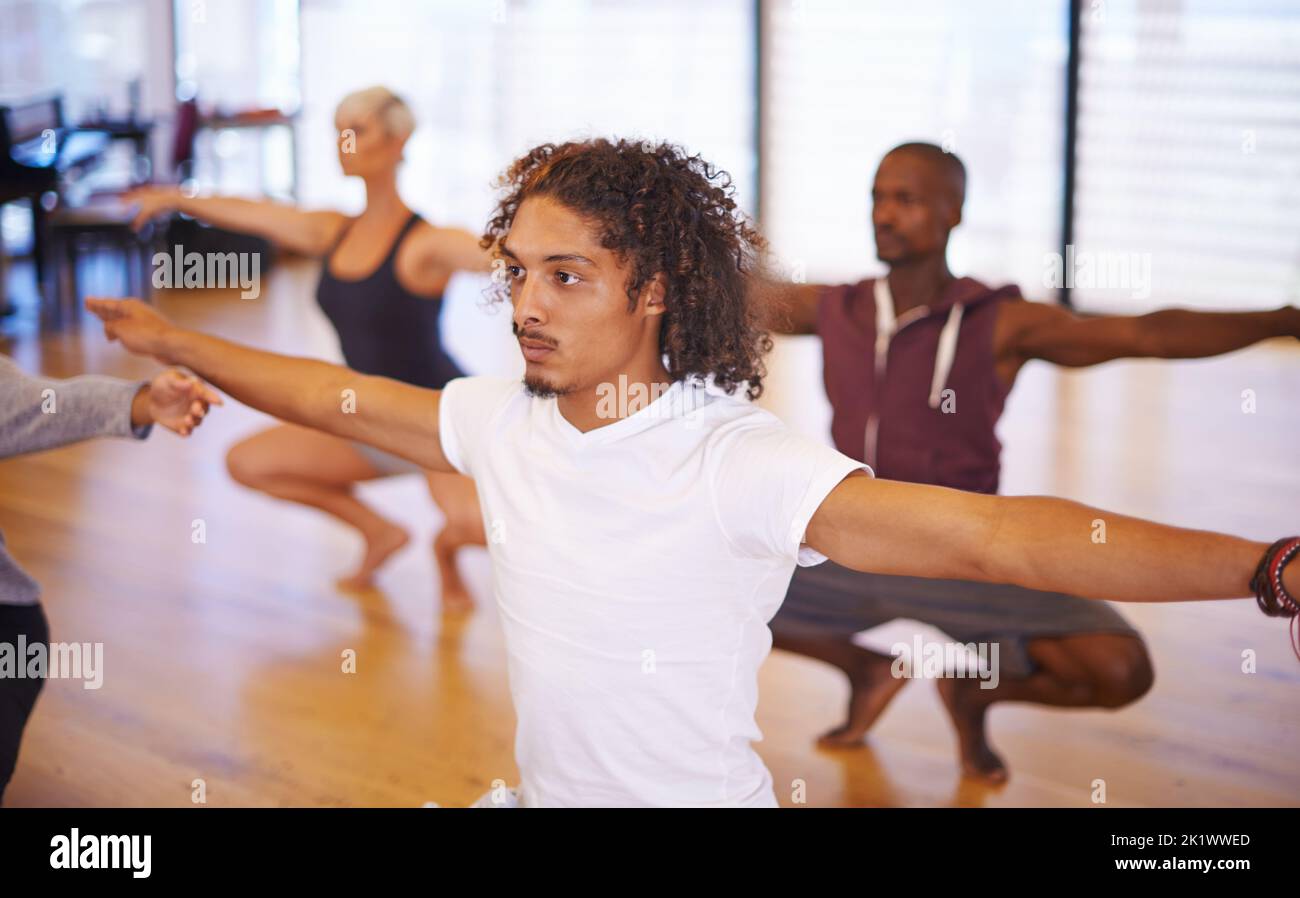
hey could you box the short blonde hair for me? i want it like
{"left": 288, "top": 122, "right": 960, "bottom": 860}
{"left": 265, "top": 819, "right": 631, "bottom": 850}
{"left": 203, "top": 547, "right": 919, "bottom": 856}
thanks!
{"left": 334, "top": 86, "right": 415, "bottom": 141}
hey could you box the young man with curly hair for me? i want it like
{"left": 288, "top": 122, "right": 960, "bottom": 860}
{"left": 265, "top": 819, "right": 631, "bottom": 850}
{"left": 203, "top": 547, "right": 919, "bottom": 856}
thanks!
{"left": 84, "top": 138, "right": 1299, "bottom": 808}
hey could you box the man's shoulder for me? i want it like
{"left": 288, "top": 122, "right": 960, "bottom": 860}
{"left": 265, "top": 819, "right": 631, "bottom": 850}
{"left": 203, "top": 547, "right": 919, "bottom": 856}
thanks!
{"left": 825, "top": 276, "right": 876, "bottom": 302}
{"left": 991, "top": 295, "right": 1065, "bottom": 335}
{"left": 817, "top": 278, "right": 878, "bottom": 330}
{"left": 692, "top": 388, "right": 812, "bottom": 449}
{"left": 442, "top": 375, "right": 526, "bottom": 415}
{"left": 952, "top": 276, "right": 1025, "bottom": 307}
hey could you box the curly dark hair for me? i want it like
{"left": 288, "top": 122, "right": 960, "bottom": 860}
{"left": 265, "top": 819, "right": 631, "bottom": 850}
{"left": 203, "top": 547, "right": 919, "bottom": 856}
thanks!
{"left": 480, "top": 137, "right": 773, "bottom": 400}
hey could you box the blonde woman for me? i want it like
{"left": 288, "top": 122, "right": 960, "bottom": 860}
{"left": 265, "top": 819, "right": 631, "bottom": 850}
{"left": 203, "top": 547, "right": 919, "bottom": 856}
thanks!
{"left": 126, "top": 87, "right": 488, "bottom": 608}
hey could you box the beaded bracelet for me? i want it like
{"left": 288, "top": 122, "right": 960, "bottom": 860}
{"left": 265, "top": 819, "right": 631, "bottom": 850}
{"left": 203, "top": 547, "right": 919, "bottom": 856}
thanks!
{"left": 1251, "top": 536, "right": 1300, "bottom": 661}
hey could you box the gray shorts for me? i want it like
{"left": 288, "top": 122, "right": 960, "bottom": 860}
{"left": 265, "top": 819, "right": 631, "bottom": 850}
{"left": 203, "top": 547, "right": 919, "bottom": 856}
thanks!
{"left": 771, "top": 561, "right": 1143, "bottom": 679}
{"left": 352, "top": 440, "right": 425, "bottom": 477}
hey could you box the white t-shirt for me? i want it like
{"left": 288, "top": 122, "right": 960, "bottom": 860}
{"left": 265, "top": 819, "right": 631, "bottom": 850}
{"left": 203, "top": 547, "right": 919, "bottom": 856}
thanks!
{"left": 439, "top": 375, "right": 869, "bottom": 807}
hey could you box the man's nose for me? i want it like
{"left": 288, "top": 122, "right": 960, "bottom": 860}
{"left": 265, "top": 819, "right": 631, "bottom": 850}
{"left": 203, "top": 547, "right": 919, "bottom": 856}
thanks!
{"left": 512, "top": 275, "right": 546, "bottom": 328}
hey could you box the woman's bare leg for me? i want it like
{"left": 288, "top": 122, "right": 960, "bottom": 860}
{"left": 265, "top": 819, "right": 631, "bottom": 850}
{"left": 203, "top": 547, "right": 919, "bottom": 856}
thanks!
{"left": 225, "top": 423, "right": 410, "bottom": 590}
{"left": 423, "top": 471, "right": 485, "bottom": 612}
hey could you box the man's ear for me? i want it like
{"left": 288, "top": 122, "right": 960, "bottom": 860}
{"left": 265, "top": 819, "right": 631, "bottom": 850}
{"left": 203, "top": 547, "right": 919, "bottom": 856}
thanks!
{"left": 940, "top": 197, "right": 961, "bottom": 231}
{"left": 641, "top": 273, "right": 668, "bottom": 318}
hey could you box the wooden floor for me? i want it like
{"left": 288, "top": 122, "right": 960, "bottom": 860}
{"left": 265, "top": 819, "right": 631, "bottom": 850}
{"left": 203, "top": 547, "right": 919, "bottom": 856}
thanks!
{"left": 2, "top": 259, "right": 1298, "bottom": 807}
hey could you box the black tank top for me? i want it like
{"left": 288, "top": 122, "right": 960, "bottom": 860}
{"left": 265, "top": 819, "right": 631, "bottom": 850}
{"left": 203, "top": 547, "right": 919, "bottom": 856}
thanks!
{"left": 316, "top": 212, "right": 464, "bottom": 389}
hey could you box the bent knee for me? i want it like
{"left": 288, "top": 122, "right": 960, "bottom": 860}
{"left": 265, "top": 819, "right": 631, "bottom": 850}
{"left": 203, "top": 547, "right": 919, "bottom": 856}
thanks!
{"left": 1092, "top": 640, "right": 1155, "bottom": 708}
{"left": 438, "top": 517, "right": 486, "bottom": 548}
{"left": 225, "top": 442, "right": 270, "bottom": 487}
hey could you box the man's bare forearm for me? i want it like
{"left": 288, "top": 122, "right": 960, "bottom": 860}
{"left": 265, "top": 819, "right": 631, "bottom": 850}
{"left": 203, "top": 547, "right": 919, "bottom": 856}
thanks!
{"left": 161, "top": 329, "right": 346, "bottom": 430}
{"left": 1138, "top": 306, "right": 1299, "bottom": 358}
{"left": 160, "top": 328, "right": 449, "bottom": 470}
{"left": 810, "top": 476, "right": 1290, "bottom": 602}
{"left": 978, "top": 494, "right": 1270, "bottom": 602}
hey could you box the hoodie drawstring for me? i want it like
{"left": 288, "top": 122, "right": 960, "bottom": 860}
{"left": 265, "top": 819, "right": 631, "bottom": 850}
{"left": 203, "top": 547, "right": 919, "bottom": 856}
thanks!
{"left": 928, "top": 302, "right": 964, "bottom": 409}
{"left": 866, "top": 278, "right": 966, "bottom": 465}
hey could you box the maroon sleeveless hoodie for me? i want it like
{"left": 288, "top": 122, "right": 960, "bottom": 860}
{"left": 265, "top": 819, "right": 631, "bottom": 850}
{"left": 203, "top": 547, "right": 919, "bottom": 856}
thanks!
{"left": 817, "top": 276, "right": 1023, "bottom": 495}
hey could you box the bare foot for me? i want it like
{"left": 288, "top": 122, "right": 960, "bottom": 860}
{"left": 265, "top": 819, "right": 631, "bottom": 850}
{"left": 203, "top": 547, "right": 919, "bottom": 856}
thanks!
{"left": 816, "top": 648, "right": 910, "bottom": 748}
{"left": 434, "top": 529, "right": 474, "bottom": 613}
{"left": 336, "top": 523, "right": 411, "bottom": 591}
{"left": 936, "top": 677, "right": 1009, "bottom": 785}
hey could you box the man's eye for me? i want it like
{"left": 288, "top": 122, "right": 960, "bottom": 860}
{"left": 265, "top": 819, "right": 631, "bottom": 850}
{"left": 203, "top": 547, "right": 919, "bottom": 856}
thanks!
{"left": 507, "top": 265, "right": 524, "bottom": 279}
{"left": 555, "top": 271, "right": 580, "bottom": 285}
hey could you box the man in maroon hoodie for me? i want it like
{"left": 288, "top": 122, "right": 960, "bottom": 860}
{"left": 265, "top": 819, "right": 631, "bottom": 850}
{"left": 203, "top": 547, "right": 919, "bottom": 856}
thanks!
{"left": 763, "top": 142, "right": 1300, "bottom": 783}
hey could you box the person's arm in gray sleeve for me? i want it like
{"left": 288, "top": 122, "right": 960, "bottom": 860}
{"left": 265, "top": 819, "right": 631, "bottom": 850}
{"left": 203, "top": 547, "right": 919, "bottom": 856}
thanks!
{"left": 0, "top": 355, "right": 221, "bottom": 460}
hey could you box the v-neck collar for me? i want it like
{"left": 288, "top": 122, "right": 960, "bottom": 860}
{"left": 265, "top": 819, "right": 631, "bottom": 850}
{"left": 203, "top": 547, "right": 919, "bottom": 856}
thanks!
{"left": 550, "top": 379, "right": 686, "bottom": 448}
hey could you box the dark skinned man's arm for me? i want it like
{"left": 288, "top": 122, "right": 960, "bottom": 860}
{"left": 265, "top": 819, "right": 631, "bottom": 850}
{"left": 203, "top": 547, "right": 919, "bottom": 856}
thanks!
{"left": 1000, "top": 300, "right": 1300, "bottom": 369}
{"left": 751, "top": 276, "right": 826, "bottom": 336}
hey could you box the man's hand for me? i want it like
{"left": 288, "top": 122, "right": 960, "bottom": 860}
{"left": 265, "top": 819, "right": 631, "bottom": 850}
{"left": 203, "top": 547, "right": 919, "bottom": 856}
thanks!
{"left": 122, "top": 186, "right": 183, "bottom": 232}
{"left": 132, "top": 369, "right": 224, "bottom": 435}
{"left": 86, "top": 297, "right": 180, "bottom": 363}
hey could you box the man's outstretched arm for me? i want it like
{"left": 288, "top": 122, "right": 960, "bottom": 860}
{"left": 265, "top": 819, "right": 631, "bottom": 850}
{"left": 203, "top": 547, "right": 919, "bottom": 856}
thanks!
{"left": 1003, "top": 300, "right": 1300, "bottom": 369}
{"left": 751, "top": 276, "right": 826, "bottom": 336}
{"left": 806, "top": 472, "right": 1294, "bottom": 603}
{"left": 85, "top": 297, "right": 454, "bottom": 472}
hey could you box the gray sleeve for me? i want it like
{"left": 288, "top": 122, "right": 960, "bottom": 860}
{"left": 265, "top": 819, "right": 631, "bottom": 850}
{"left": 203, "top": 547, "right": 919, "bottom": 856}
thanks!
{"left": 0, "top": 354, "right": 153, "bottom": 460}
